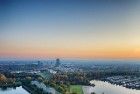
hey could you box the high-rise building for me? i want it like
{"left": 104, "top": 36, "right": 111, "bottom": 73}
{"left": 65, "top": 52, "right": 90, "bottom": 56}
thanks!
{"left": 55, "top": 58, "right": 60, "bottom": 67}
{"left": 38, "top": 61, "right": 43, "bottom": 68}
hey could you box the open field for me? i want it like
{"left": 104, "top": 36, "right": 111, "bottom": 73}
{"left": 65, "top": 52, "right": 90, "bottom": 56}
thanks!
{"left": 70, "top": 85, "right": 84, "bottom": 94}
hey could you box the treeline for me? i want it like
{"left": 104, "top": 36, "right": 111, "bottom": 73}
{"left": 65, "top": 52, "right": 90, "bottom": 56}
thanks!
{"left": 43, "top": 71, "right": 91, "bottom": 94}
{"left": 44, "top": 80, "right": 68, "bottom": 94}
{"left": 86, "top": 71, "right": 140, "bottom": 80}
{"left": 52, "top": 72, "right": 90, "bottom": 85}
{"left": 0, "top": 73, "right": 21, "bottom": 88}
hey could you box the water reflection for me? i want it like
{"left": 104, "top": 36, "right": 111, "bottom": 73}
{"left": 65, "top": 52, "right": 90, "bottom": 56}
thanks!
{"left": 0, "top": 86, "right": 29, "bottom": 94}
{"left": 90, "top": 80, "right": 140, "bottom": 94}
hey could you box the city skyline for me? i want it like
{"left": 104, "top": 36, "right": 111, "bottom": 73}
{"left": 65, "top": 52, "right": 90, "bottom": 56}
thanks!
{"left": 1, "top": 0, "right": 140, "bottom": 60}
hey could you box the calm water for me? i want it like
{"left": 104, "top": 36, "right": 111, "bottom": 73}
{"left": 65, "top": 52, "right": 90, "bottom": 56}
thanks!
{"left": 0, "top": 86, "right": 29, "bottom": 94}
{"left": 90, "top": 80, "right": 140, "bottom": 94}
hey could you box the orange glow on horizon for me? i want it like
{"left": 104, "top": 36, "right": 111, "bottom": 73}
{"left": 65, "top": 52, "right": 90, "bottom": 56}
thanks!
{"left": 1, "top": 46, "right": 140, "bottom": 59}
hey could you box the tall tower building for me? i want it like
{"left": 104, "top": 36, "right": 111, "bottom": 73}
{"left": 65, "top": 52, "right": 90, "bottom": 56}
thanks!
{"left": 55, "top": 58, "right": 60, "bottom": 67}
{"left": 38, "top": 61, "right": 43, "bottom": 68}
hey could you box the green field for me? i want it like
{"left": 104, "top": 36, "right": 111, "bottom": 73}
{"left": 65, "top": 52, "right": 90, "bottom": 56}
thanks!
{"left": 70, "top": 85, "right": 84, "bottom": 94}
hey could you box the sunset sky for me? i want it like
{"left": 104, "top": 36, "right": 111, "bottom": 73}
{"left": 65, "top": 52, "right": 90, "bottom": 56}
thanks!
{"left": 0, "top": 0, "right": 140, "bottom": 60}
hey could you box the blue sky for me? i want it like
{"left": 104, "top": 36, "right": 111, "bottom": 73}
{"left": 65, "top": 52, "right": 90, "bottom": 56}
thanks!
{"left": 0, "top": 0, "right": 140, "bottom": 59}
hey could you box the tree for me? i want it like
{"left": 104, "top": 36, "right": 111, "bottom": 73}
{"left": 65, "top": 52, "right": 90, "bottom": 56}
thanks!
{"left": 0, "top": 74, "right": 7, "bottom": 82}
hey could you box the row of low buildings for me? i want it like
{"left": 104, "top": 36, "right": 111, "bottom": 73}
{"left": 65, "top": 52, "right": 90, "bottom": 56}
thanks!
{"left": 106, "top": 76, "right": 140, "bottom": 89}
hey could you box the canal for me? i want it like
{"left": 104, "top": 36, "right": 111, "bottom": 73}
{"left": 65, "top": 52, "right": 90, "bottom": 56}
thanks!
{"left": 0, "top": 86, "right": 29, "bottom": 94}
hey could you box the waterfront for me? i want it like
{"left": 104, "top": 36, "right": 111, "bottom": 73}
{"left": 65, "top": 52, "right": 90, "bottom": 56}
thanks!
{"left": 0, "top": 86, "right": 29, "bottom": 94}
{"left": 90, "top": 80, "right": 140, "bottom": 94}
{"left": 105, "top": 76, "right": 140, "bottom": 89}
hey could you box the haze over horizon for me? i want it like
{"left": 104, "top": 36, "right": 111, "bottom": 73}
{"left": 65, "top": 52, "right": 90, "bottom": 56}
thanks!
{"left": 1, "top": 0, "right": 140, "bottom": 60}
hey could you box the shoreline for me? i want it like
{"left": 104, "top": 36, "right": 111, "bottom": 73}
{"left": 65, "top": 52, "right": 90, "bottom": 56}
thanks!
{"left": 90, "top": 79, "right": 140, "bottom": 90}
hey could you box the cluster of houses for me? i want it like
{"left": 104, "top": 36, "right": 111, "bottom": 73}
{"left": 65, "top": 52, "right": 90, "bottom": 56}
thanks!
{"left": 106, "top": 76, "right": 140, "bottom": 89}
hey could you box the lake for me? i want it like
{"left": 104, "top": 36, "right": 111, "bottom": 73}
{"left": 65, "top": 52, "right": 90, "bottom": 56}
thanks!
{"left": 0, "top": 86, "right": 29, "bottom": 94}
{"left": 90, "top": 80, "right": 140, "bottom": 94}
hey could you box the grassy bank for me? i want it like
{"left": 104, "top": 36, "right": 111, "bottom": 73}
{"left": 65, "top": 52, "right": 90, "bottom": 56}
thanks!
{"left": 70, "top": 85, "right": 84, "bottom": 94}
